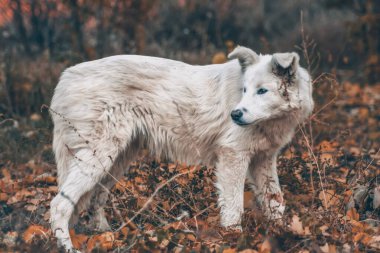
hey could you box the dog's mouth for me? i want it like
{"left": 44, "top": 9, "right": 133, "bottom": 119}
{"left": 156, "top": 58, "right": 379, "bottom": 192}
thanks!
{"left": 233, "top": 117, "right": 268, "bottom": 126}
{"left": 233, "top": 119, "right": 251, "bottom": 126}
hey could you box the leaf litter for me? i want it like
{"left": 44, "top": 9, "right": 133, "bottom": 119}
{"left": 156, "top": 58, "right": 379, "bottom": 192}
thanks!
{"left": 0, "top": 82, "right": 379, "bottom": 252}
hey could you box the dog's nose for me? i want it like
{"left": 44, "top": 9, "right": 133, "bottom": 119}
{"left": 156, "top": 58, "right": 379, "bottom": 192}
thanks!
{"left": 231, "top": 109, "right": 243, "bottom": 121}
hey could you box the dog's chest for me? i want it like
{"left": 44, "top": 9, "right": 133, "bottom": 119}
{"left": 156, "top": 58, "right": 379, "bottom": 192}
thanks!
{"left": 248, "top": 125, "right": 294, "bottom": 154}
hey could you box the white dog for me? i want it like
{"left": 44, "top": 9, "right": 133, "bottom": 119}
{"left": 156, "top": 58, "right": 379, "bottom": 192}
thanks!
{"left": 50, "top": 46, "right": 314, "bottom": 251}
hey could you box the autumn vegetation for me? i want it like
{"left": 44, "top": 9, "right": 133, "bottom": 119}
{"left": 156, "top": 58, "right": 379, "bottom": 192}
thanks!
{"left": 0, "top": 1, "right": 379, "bottom": 252}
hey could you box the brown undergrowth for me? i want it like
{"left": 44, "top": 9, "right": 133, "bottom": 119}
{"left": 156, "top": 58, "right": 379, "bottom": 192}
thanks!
{"left": 0, "top": 80, "right": 379, "bottom": 252}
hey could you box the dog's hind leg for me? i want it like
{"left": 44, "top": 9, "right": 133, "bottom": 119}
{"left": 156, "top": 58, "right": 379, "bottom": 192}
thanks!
{"left": 50, "top": 144, "right": 123, "bottom": 252}
{"left": 88, "top": 144, "right": 140, "bottom": 232}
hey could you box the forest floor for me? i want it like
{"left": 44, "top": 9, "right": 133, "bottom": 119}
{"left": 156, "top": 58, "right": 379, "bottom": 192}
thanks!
{"left": 0, "top": 80, "right": 379, "bottom": 253}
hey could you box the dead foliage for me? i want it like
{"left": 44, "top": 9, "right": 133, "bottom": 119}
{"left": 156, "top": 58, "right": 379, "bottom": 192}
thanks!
{"left": 0, "top": 82, "right": 379, "bottom": 252}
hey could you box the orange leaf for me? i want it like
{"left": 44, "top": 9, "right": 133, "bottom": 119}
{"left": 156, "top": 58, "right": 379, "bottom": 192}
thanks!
{"left": 7, "top": 189, "right": 34, "bottom": 204}
{"left": 329, "top": 244, "right": 337, "bottom": 253}
{"left": 0, "top": 192, "right": 7, "bottom": 201}
{"left": 353, "top": 232, "right": 366, "bottom": 243}
{"left": 319, "top": 190, "right": 340, "bottom": 209}
{"left": 239, "top": 250, "right": 259, "bottom": 253}
{"left": 87, "top": 232, "right": 115, "bottom": 251}
{"left": 346, "top": 208, "right": 359, "bottom": 221}
{"left": 290, "top": 215, "right": 304, "bottom": 235}
{"left": 23, "top": 225, "right": 49, "bottom": 243}
{"left": 212, "top": 52, "right": 227, "bottom": 64}
{"left": 361, "top": 233, "right": 373, "bottom": 245}
{"left": 259, "top": 238, "right": 271, "bottom": 253}
{"left": 244, "top": 191, "right": 254, "bottom": 208}
{"left": 35, "top": 175, "right": 56, "bottom": 184}
{"left": 69, "top": 229, "right": 88, "bottom": 249}
{"left": 222, "top": 248, "right": 236, "bottom": 253}
{"left": 1, "top": 168, "right": 11, "bottom": 180}
{"left": 317, "top": 141, "right": 338, "bottom": 165}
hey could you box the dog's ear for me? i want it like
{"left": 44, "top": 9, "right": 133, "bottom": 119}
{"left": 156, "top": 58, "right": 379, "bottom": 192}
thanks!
{"left": 271, "top": 52, "right": 299, "bottom": 77}
{"left": 228, "top": 46, "right": 258, "bottom": 71}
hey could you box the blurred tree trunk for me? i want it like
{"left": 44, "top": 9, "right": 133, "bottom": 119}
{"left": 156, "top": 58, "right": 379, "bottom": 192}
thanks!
{"left": 3, "top": 49, "right": 15, "bottom": 115}
{"left": 96, "top": 0, "right": 105, "bottom": 58}
{"left": 30, "top": 0, "right": 45, "bottom": 52}
{"left": 45, "top": 0, "right": 56, "bottom": 55}
{"left": 363, "top": 0, "right": 379, "bottom": 83}
{"left": 354, "top": 0, "right": 379, "bottom": 83}
{"left": 131, "top": 0, "right": 157, "bottom": 54}
{"left": 363, "top": 0, "right": 378, "bottom": 57}
{"left": 134, "top": 23, "right": 145, "bottom": 54}
{"left": 12, "top": 0, "right": 30, "bottom": 55}
{"left": 69, "top": 0, "right": 88, "bottom": 59}
{"left": 133, "top": 0, "right": 147, "bottom": 54}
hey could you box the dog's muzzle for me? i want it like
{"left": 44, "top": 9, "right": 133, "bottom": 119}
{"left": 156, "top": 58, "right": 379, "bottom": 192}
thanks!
{"left": 231, "top": 109, "right": 248, "bottom": 125}
{"left": 231, "top": 109, "right": 250, "bottom": 126}
{"left": 231, "top": 109, "right": 243, "bottom": 121}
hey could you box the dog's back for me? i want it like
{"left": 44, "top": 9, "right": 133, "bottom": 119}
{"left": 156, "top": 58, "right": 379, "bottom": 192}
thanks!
{"left": 51, "top": 55, "right": 243, "bottom": 182}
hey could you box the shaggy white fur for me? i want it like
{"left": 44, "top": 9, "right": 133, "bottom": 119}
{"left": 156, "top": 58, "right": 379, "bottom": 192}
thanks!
{"left": 50, "top": 46, "right": 314, "bottom": 252}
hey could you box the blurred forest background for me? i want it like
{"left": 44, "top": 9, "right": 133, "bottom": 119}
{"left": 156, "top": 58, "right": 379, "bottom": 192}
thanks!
{"left": 0, "top": 1, "right": 379, "bottom": 252}
{"left": 0, "top": 0, "right": 378, "bottom": 120}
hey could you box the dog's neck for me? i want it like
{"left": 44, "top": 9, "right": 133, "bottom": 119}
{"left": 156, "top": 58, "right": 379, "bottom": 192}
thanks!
{"left": 254, "top": 112, "right": 302, "bottom": 153}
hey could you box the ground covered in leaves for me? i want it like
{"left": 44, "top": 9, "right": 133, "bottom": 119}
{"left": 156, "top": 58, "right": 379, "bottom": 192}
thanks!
{"left": 0, "top": 81, "right": 379, "bottom": 252}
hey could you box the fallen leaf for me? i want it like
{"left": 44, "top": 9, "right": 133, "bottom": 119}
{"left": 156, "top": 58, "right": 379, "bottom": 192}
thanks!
{"left": 1, "top": 168, "right": 11, "bottom": 180}
{"left": 328, "top": 244, "right": 337, "bottom": 253}
{"left": 290, "top": 215, "right": 304, "bottom": 235}
{"left": 317, "top": 140, "right": 338, "bottom": 165}
{"left": 222, "top": 248, "right": 236, "bottom": 253}
{"left": 187, "top": 233, "right": 196, "bottom": 241}
{"left": 0, "top": 192, "right": 7, "bottom": 201}
{"left": 320, "top": 243, "right": 329, "bottom": 253}
{"left": 23, "top": 225, "right": 50, "bottom": 243}
{"left": 25, "top": 204, "right": 37, "bottom": 212}
{"left": 259, "top": 238, "right": 271, "bottom": 253}
{"left": 353, "top": 232, "right": 371, "bottom": 244}
{"left": 244, "top": 191, "right": 254, "bottom": 208}
{"left": 7, "top": 189, "right": 34, "bottom": 204}
{"left": 239, "top": 250, "right": 258, "bottom": 253}
{"left": 34, "top": 173, "right": 56, "bottom": 184}
{"left": 159, "top": 238, "right": 170, "bottom": 249}
{"left": 87, "top": 232, "right": 115, "bottom": 251}
{"left": 4, "top": 231, "right": 18, "bottom": 248}
{"left": 368, "top": 235, "right": 380, "bottom": 250}
{"left": 319, "top": 190, "right": 340, "bottom": 209}
{"left": 319, "top": 225, "right": 329, "bottom": 236}
{"left": 344, "top": 82, "right": 361, "bottom": 97}
{"left": 70, "top": 229, "right": 88, "bottom": 249}
{"left": 346, "top": 208, "right": 359, "bottom": 221}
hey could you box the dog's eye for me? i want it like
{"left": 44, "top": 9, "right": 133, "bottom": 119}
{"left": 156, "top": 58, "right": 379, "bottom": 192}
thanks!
{"left": 243, "top": 87, "right": 246, "bottom": 93}
{"left": 257, "top": 88, "right": 268, "bottom": 95}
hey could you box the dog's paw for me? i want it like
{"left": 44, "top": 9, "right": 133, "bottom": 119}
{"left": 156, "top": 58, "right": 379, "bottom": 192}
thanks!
{"left": 220, "top": 224, "right": 243, "bottom": 239}
{"left": 261, "top": 193, "right": 285, "bottom": 222}
{"left": 225, "top": 224, "right": 243, "bottom": 232}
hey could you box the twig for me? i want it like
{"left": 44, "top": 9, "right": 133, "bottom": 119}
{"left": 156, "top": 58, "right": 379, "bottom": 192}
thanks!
{"left": 284, "top": 238, "right": 311, "bottom": 253}
{"left": 294, "top": 114, "right": 328, "bottom": 210}
{"left": 0, "top": 118, "right": 16, "bottom": 126}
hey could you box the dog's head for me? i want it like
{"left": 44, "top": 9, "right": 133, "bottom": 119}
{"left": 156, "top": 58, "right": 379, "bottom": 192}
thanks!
{"left": 228, "top": 46, "right": 311, "bottom": 126}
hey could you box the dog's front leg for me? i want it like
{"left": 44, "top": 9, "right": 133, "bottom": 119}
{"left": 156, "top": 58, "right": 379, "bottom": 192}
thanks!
{"left": 215, "top": 151, "right": 250, "bottom": 230}
{"left": 248, "top": 153, "right": 285, "bottom": 221}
